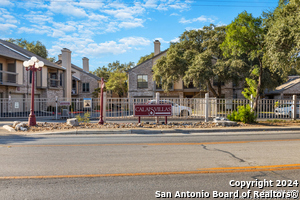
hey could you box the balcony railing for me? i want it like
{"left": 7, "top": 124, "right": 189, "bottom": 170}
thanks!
{"left": 0, "top": 70, "right": 19, "bottom": 85}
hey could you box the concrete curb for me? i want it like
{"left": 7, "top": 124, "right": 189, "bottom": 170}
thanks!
{"left": 2, "top": 125, "right": 16, "bottom": 132}
{"left": 7, "top": 126, "right": 300, "bottom": 135}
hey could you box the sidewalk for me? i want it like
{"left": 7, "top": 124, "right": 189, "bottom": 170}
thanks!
{"left": 1, "top": 118, "right": 300, "bottom": 135}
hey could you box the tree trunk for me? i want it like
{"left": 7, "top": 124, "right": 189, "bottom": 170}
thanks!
{"left": 207, "top": 79, "right": 219, "bottom": 98}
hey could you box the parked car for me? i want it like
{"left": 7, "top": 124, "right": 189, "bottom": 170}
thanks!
{"left": 274, "top": 103, "right": 299, "bottom": 117}
{"left": 146, "top": 100, "right": 192, "bottom": 116}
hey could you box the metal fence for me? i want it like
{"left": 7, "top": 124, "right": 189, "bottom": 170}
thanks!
{"left": 0, "top": 97, "right": 299, "bottom": 120}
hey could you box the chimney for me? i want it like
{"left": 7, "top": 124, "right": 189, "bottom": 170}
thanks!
{"left": 61, "top": 48, "right": 72, "bottom": 102}
{"left": 154, "top": 40, "right": 161, "bottom": 56}
{"left": 82, "top": 57, "right": 89, "bottom": 72}
{"left": 58, "top": 54, "right": 62, "bottom": 61}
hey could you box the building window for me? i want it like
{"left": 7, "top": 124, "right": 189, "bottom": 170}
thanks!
{"left": 82, "top": 82, "right": 90, "bottom": 92}
{"left": 137, "top": 75, "right": 148, "bottom": 88}
{"left": 50, "top": 73, "right": 58, "bottom": 87}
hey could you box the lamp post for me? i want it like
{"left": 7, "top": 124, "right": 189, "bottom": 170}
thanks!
{"left": 23, "top": 56, "right": 44, "bottom": 126}
{"left": 98, "top": 77, "right": 105, "bottom": 125}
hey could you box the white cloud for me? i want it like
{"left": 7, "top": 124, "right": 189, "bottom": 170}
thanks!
{"left": 119, "top": 37, "right": 150, "bottom": 46}
{"left": 119, "top": 19, "right": 144, "bottom": 29}
{"left": 156, "top": 4, "right": 168, "bottom": 11}
{"left": 24, "top": 13, "right": 53, "bottom": 25}
{"left": 49, "top": 36, "right": 151, "bottom": 58}
{"left": 48, "top": 1, "right": 87, "bottom": 17}
{"left": 105, "top": 22, "right": 119, "bottom": 33}
{"left": 52, "top": 29, "right": 66, "bottom": 38}
{"left": 179, "top": 16, "right": 215, "bottom": 24}
{"left": 154, "top": 38, "right": 170, "bottom": 44}
{"left": 78, "top": 0, "right": 104, "bottom": 9}
{"left": 170, "top": 37, "right": 180, "bottom": 43}
{"left": 144, "top": 0, "right": 158, "bottom": 9}
{"left": 170, "top": 13, "right": 179, "bottom": 16}
{"left": 0, "top": 0, "right": 13, "bottom": 6}
{"left": 84, "top": 41, "right": 128, "bottom": 55}
{"left": 0, "top": 24, "right": 17, "bottom": 34}
{"left": 0, "top": 8, "right": 19, "bottom": 24}
{"left": 52, "top": 22, "right": 77, "bottom": 32}
{"left": 18, "top": 26, "right": 51, "bottom": 35}
{"left": 88, "top": 13, "right": 108, "bottom": 22}
{"left": 179, "top": 17, "right": 191, "bottom": 24}
{"left": 103, "top": 4, "right": 145, "bottom": 19}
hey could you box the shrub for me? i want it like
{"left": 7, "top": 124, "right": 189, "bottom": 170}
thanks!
{"left": 227, "top": 104, "right": 257, "bottom": 123}
{"left": 75, "top": 111, "right": 90, "bottom": 123}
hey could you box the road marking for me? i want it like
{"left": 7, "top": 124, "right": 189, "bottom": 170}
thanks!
{"left": 1, "top": 139, "right": 300, "bottom": 148}
{"left": 1, "top": 164, "right": 300, "bottom": 180}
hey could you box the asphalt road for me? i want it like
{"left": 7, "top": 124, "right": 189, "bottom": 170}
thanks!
{"left": 0, "top": 132, "right": 300, "bottom": 199}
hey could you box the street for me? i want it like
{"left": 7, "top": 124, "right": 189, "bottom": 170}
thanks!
{"left": 0, "top": 132, "right": 300, "bottom": 199}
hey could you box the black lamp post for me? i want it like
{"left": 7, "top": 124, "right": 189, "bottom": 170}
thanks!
{"left": 23, "top": 57, "right": 44, "bottom": 126}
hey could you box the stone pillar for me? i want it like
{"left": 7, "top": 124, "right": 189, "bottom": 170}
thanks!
{"left": 82, "top": 57, "right": 89, "bottom": 72}
{"left": 58, "top": 54, "right": 62, "bottom": 61}
{"left": 61, "top": 48, "right": 72, "bottom": 102}
{"left": 154, "top": 40, "right": 161, "bottom": 56}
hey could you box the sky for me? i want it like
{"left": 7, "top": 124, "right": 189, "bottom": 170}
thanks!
{"left": 0, "top": 0, "right": 279, "bottom": 72}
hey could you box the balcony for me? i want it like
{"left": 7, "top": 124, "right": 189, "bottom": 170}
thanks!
{"left": 0, "top": 70, "right": 20, "bottom": 86}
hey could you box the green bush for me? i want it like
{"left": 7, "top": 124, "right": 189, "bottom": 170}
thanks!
{"left": 227, "top": 105, "right": 257, "bottom": 123}
{"left": 75, "top": 111, "right": 90, "bottom": 123}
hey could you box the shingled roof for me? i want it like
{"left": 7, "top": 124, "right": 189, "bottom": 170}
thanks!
{"left": 265, "top": 76, "right": 300, "bottom": 95}
{"left": 0, "top": 39, "right": 63, "bottom": 70}
{"left": 56, "top": 60, "right": 101, "bottom": 81}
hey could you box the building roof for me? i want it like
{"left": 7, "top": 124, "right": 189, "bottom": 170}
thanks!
{"left": 127, "top": 49, "right": 168, "bottom": 73}
{"left": 265, "top": 77, "right": 300, "bottom": 95}
{"left": 0, "top": 39, "right": 63, "bottom": 70}
{"left": 56, "top": 60, "right": 101, "bottom": 81}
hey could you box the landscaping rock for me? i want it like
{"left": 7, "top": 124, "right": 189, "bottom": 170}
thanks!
{"left": 3, "top": 125, "right": 16, "bottom": 132}
{"left": 12, "top": 121, "right": 22, "bottom": 128}
{"left": 15, "top": 122, "right": 27, "bottom": 131}
{"left": 66, "top": 118, "right": 79, "bottom": 127}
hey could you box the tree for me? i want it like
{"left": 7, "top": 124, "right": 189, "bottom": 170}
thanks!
{"left": 6, "top": 38, "right": 50, "bottom": 60}
{"left": 264, "top": 0, "right": 300, "bottom": 73}
{"left": 184, "top": 25, "right": 242, "bottom": 98}
{"left": 106, "top": 72, "right": 128, "bottom": 97}
{"left": 137, "top": 53, "right": 154, "bottom": 65}
{"left": 221, "top": 12, "right": 266, "bottom": 110}
{"left": 153, "top": 24, "right": 240, "bottom": 98}
{"left": 92, "top": 66, "right": 110, "bottom": 81}
{"left": 92, "top": 61, "right": 134, "bottom": 97}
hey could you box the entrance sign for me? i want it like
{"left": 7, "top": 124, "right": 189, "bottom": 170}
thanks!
{"left": 84, "top": 98, "right": 92, "bottom": 108}
{"left": 60, "top": 101, "right": 70, "bottom": 106}
{"left": 134, "top": 104, "right": 172, "bottom": 116}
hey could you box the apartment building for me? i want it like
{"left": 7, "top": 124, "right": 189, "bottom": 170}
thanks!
{"left": 127, "top": 40, "right": 243, "bottom": 99}
{"left": 0, "top": 39, "right": 100, "bottom": 113}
